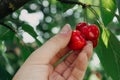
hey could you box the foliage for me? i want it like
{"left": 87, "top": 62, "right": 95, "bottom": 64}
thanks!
{"left": 0, "top": 0, "right": 120, "bottom": 80}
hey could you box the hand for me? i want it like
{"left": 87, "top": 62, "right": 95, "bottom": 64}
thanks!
{"left": 13, "top": 24, "right": 93, "bottom": 80}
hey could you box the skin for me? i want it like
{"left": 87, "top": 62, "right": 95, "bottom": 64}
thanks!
{"left": 13, "top": 24, "right": 93, "bottom": 80}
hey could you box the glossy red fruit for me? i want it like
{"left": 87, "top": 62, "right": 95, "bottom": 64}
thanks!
{"left": 68, "top": 30, "right": 86, "bottom": 50}
{"left": 92, "top": 39, "right": 98, "bottom": 48}
{"left": 76, "top": 22, "right": 87, "bottom": 31}
{"left": 81, "top": 24, "right": 100, "bottom": 40}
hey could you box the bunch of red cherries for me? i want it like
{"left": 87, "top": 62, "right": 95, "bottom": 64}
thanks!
{"left": 68, "top": 22, "right": 100, "bottom": 50}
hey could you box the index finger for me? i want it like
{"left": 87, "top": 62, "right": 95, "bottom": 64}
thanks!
{"left": 68, "top": 41, "right": 93, "bottom": 80}
{"left": 24, "top": 24, "right": 72, "bottom": 65}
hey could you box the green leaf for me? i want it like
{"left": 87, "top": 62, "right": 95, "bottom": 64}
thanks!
{"left": 95, "top": 29, "right": 120, "bottom": 80}
{"left": 20, "top": 45, "right": 34, "bottom": 61}
{"left": 0, "top": 65, "right": 12, "bottom": 80}
{"left": 102, "top": 28, "right": 110, "bottom": 47}
{"left": 0, "top": 41, "right": 14, "bottom": 74}
{"left": 115, "top": 14, "right": 120, "bottom": 22}
{"left": 22, "top": 24, "right": 37, "bottom": 38}
{"left": 100, "top": 0, "right": 116, "bottom": 26}
{"left": 0, "top": 26, "right": 15, "bottom": 40}
{"left": 115, "top": 0, "right": 120, "bottom": 15}
{"left": 15, "top": 37, "right": 34, "bottom": 61}
{"left": 0, "top": 41, "right": 13, "bottom": 79}
{"left": 57, "top": 0, "right": 78, "bottom": 12}
{"left": 22, "top": 24, "right": 42, "bottom": 46}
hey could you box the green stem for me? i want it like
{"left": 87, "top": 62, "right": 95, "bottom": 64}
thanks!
{"left": 0, "top": 22, "right": 16, "bottom": 33}
{"left": 83, "top": 8, "right": 87, "bottom": 22}
{"left": 53, "top": 50, "right": 73, "bottom": 68}
{"left": 57, "top": 0, "right": 90, "bottom": 8}
{"left": 88, "top": 7, "right": 105, "bottom": 28}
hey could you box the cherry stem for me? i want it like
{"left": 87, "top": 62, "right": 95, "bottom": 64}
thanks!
{"left": 88, "top": 7, "right": 105, "bottom": 28}
{"left": 83, "top": 8, "right": 87, "bottom": 22}
{"left": 53, "top": 50, "right": 73, "bottom": 68}
{"left": 58, "top": 0, "right": 120, "bottom": 23}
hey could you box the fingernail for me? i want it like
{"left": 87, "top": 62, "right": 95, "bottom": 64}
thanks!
{"left": 87, "top": 41, "right": 93, "bottom": 47}
{"left": 60, "top": 24, "right": 71, "bottom": 34}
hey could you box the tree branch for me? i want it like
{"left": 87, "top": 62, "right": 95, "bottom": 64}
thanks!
{"left": 0, "top": 0, "right": 30, "bottom": 19}
{"left": 57, "top": 0, "right": 90, "bottom": 9}
{"left": 0, "top": 22, "right": 16, "bottom": 33}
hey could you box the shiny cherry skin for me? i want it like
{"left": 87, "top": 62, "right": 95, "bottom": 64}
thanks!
{"left": 68, "top": 30, "right": 86, "bottom": 50}
{"left": 76, "top": 22, "right": 88, "bottom": 31}
{"left": 80, "top": 24, "right": 100, "bottom": 40}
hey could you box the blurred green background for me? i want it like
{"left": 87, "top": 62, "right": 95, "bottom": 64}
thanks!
{"left": 0, "top": 0, "right": 120, "bottom": 80}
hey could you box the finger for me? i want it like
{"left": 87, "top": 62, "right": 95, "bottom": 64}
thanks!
{"left": 61, "top": 51, "right": 80, "bottom": 79}
{"left": 49, "top": 72, "right": 65, "bottom": 80}
{"left": 69, "top": 53, "right": 88, "bottom": 80}
{"left": 54, "top": 51, "right": 79, "bottom": 75}
{"left": 82, "top": 41, "right": 93, "bottom": 60}
{"left": 69, "top": 41, "right": 93, "bottom": 80}
{"left": 54, "top": 62, "right": 68, "bottom": 74}
{"left": 64, "top": 50, "right": 80, "bottom": 66}
{"left": 62, "top": 67, "right": 72, "bottom": 79}
{"left": 25, "top": 24, "right": 72, "bottom": 65}
{"left": 50, "top": 47, "right": 70, "bottom": 65}
{"left": 75, "top": 41, "right": 93, "bottom": 71}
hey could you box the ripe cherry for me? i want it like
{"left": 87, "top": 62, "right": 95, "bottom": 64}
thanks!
{"left": 68, "top": 30, "right": 86, "bottom": 50}
{"left": 92, "top": 39, "right": 98, "bottom": 48}
{"left": 76, "top": 22, "right": 87, "bottom": 31}
{"left": 80, "top": 24, "right": 100, "bottom": 40}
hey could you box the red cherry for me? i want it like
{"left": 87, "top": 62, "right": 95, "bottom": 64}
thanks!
{"left": 68, "top": 30, "right": 86, "bottom": 50}
{"left": 92, "top": 39, "right": 98, "bottom": 48}
{"left": 76, "top": 22, "right": 88, "bottom": 31}
{"left": 81, "top": 24, "right": 100, "bottom": 40}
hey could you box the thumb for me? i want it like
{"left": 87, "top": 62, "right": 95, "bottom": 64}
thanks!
{"left": 25, "top": 24, "right": 72, "bottom": 65}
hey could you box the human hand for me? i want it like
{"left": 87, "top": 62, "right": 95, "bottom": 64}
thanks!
{"left": 13, "top": 24, "right": 93, "bottom": 80}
